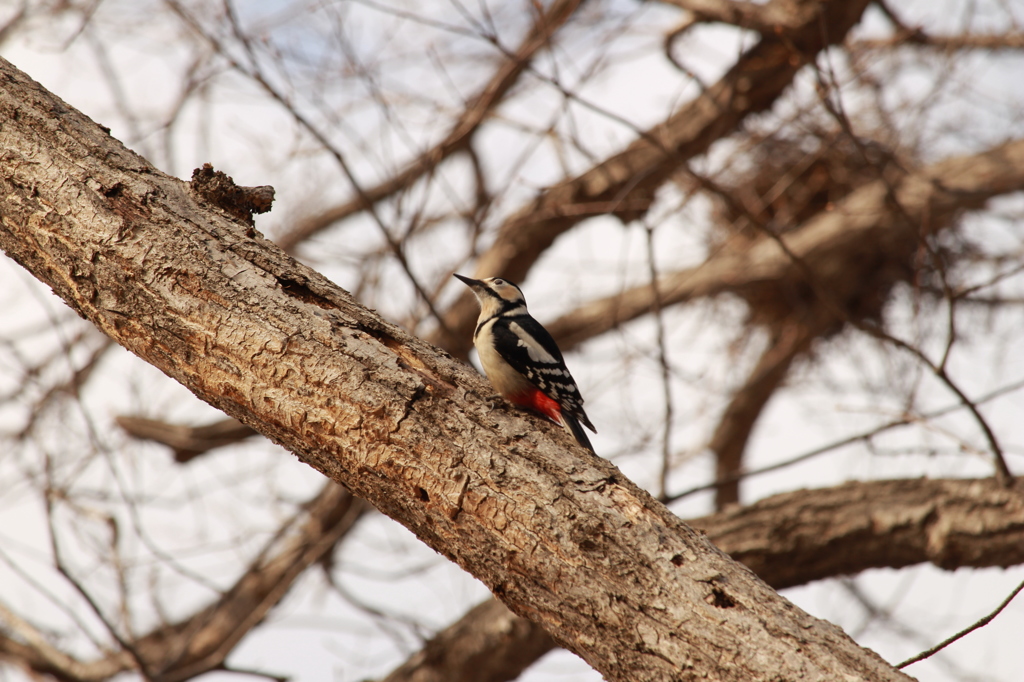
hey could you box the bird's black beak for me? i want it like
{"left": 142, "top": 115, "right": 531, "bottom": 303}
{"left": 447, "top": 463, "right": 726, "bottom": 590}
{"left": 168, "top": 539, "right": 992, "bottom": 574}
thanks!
{"left": 454, "top": 273, "right": 482, "bottom": 288}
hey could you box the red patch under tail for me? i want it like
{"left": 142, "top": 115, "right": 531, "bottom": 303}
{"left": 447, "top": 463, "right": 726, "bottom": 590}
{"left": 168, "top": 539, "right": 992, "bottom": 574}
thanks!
{"left": 508, "top": 387, "right": 563, "bottom": 426}
{"left": 507, "top": 388, "right": 595, "bottom": 452}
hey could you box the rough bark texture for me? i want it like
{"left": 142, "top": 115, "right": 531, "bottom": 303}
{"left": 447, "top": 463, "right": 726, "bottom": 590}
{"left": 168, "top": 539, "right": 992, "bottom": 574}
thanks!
{"left": 0, "top": 56, "right": 914, "bottom": 681}
{"left": 11, "top": 467, "right": 1015, "bottom": 682}
{"left": 380, "top": 476, "right": 1024, "bottom": 681}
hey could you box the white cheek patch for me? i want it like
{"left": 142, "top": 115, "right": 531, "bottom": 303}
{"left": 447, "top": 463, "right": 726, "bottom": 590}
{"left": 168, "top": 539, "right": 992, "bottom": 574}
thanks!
{"left": 509, "top": 322, "right": 557, "bottom": 363}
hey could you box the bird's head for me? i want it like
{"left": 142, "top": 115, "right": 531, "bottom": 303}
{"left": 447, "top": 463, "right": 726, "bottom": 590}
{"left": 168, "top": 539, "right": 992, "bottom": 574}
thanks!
{"left": 454, "top": 274, "right": 527, "bottom": 317}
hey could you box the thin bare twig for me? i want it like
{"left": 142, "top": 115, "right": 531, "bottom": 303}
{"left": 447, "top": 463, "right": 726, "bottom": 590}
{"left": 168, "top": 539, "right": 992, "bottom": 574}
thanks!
{"left": 644, "top": 222, "right": 675, "bottom": 500}
{"left": 897, "top": 577, "right": 1024, "bottom": 669}
{"left": 663, "top": 376, "right": 1024, "bottom": 504}
{"left": 811, "top": 54, "right": 1012, "bottom": 485}
{"left": 272, "top": 0, "right": 586, "bottom": 251}
{"left": 42, "top": 456, "right": 153, "bottom": 681}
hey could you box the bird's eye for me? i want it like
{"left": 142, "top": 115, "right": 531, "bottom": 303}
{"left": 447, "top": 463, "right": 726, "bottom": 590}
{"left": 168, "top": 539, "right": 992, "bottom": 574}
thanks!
{"left": 493, "top": 279, "right": 505, "bottom": 286}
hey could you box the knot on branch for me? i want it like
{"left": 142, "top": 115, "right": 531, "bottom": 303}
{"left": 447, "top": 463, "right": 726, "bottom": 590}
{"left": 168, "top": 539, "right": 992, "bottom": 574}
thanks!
{"left": 190, "top": 163, "right": 275, "bottom": 228}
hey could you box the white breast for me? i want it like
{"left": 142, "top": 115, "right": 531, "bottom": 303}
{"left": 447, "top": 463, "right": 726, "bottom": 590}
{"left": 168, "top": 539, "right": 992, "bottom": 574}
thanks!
{"left": 474, "top": 318, "right": 534, "bottom": 397}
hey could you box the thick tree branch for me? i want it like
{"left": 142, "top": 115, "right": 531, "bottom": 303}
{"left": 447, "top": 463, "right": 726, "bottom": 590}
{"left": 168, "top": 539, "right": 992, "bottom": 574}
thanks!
{"left": 380, "top": 476, "right": 1024, "bottom": 682}
{"left": 701, "top": 476, "right": 1024, "bottom": 586}
{"left": 115, "top": 0, "right": 895, "bottom": 457}
{"left": 121, "top": 125, "right": 1024, "bottom": 461}
{"left": 0, "top": 57, "right": 910, "bottom": 681}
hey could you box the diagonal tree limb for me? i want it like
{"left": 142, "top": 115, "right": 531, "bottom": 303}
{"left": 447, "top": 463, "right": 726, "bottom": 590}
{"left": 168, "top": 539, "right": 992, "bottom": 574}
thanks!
{"left": 109, "top": 0, "right": 589, "bottom": 461}
{"left": 433, "top": 0, "right": 874, "bottom": 357}
{"left": 0, "top": 56, "right": 912, "bottom": 682}
{"left": 113, "top": 0, "right": 881, "bottom": 454}
{"left": 8, "top": 473, "right": 1021, "bottom": 682}
{"left": 379, "top": 476, "right": 1024, "bottom": 682}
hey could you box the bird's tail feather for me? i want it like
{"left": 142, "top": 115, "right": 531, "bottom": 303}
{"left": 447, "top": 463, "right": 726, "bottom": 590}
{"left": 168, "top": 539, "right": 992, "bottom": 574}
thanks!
{"left": 562, "top": 413, "right": 595, "bottom": 453}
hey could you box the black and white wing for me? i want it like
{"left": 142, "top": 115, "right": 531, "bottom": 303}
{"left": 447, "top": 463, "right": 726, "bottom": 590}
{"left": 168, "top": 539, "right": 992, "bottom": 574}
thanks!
{"left": 489, "top": 315, "right": 595, "bottom": 432}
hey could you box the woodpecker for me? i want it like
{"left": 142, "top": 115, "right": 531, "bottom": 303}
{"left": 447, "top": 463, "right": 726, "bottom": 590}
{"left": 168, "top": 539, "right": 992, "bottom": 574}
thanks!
{"left": 455, "top": 274, "right": 596, "bottom": 452}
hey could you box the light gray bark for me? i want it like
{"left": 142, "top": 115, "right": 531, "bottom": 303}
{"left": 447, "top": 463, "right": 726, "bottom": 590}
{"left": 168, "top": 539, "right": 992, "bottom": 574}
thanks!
{"left": 380, "top": 476, "right": 1024, "bottom": 682}
{"left": 0, "top": 56, "right": 913, "bottom": 681}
